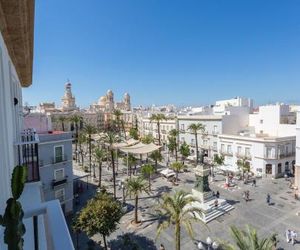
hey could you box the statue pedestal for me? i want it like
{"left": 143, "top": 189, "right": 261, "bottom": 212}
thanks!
{"left": 188, "top": 164, "right": 234, "bottom": 223}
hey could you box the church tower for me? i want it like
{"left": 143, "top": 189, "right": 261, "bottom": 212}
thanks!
{"left": 124, "top": 92, "right": 131, "bottom": 111}
{"left": 61, "top": 81, "right": 77, "bottom": 111}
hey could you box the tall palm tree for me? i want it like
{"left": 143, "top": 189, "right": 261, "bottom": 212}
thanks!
{"left": 156, "top": 190, "right": 203, "bottom": 250}
{"left": 141, "top": 134, "right": 154, "bottom": 144}
{"left": 94, "top": 148, "right": 106, "bottom": 188}
{"left": 171, "top": 161, "right": 184, "bottom": 183}
{"left": 141, "top": 164, "right": 155, "bottom": 191}
{"left": 113, "top": 109, "right": 126, "bottom": 139}
{"left": 188, "top": 123, "right": 205, "bottom": 164}
{"left": 123, "top": 153, "right": 137, "bottom": 177}
{"left": 221, "top": 225, "right": 276, "bottom": 250}
{"left": 83, "top": 124, "right": 97, "bottom": 177}
{"left": 78, "top": 132, "right": 86, "bottom": 165}
{"left": 58, "top": 115, "right": 68, "bottom": 131}
{"left": 126, "top": 177, "right": 150, "bottom": 224}
{"left": 103, "top": 131, "right": 120, "bottom": 199}
{"left": 70, "top": 114, "right": 83, "bottom": 162}
{"left": 149, "top": 150, "right": 162, "bottom": 170}
{"left": 169, "top": 129, "right": 179, "bottom": 161}
{"left": 150, "top": 114, "right": 167, "bottom": 145}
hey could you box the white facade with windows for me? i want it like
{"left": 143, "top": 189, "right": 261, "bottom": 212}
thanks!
{"left": 139, "top": 117, "right": 176, "bottom": 145}
{"left": 295, "top": 111, "right": 300, "bottom": 196}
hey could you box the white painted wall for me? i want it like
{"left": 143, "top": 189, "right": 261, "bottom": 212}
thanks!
{"left": 0, "top": 31, "right": 24, "bottom": 215}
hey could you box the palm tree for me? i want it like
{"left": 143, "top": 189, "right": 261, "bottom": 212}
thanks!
{"left": 156, "top": 190, "right": 203, "bottom": 250}
{"left": 78, "top": 132, "right": 86, "bottom": 165}
{"left": 141, "top": 134, "right": 154, "bottom": 144}
{"left": 212, "top": 154, "right": 225, "bottom": 176}
{"left": 126, "top": 177, "right": 150, "bottom": 224}
{"left": 221, "top": 225, "right": 276, "bottom": 250}
{"left": 83, "top": 124, "right": 97, "bottom": 177}
{"left": 70, "top": 114, "right": 83, "bottom": 162}
{"left": 169, "top": 129, "right": 179, "bottom": 161}
{"left": 58, "top": 115, "right": 68, "bottom": 131}
{"left": 141, "top": 164, "right": 155, "bottom": 191}
{"left": 171, "top": 161, "right": 184, "bottom": 183}
{"left": 94, "top": 148, "right": 106, "bottom": 188}
{"left": 150, "top": 114, "right": 167, "bottom": 145}
{"left": 149, "top": 150, "right": 162, "bottom": 170}
{"left": 179, "top": 142, "right": 190, "bottom": 165}
{"left": 113, "top": 109, "right": 127, "bottom": 140}
{"left": 237, "top": 157, "right": 250, "bottom": 179}
{"left": 188, "top": 123, "right": 205, "bottom": 164}
{"left": 103, "top": 131, "right": 120, "bottom": 199}
{"left": 123, "top": 153, "right": 137, "bottom": 177}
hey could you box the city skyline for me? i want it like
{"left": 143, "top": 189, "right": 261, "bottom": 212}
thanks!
{"left": 23, "top": 0, "right": 300, "bottom": 107}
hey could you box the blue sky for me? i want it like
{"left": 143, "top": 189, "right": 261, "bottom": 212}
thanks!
{"left": 23, "top": 0, "right": 300, "bottom": 108}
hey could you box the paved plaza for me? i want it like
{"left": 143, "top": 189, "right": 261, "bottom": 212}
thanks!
{"left": 69, "top": 157, "right": 300, "bottom": 250}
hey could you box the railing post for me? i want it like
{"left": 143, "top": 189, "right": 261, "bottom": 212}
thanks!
{"left": 33, "top": 215, "right": 39, "bottom": 250}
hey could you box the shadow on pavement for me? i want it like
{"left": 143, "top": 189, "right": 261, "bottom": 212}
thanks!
{"left": 109, "top": 232, "right": 156, "bottom": 250}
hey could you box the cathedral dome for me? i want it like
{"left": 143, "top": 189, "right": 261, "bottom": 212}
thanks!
{"left": 98, "top": 96, "right": 107, "bottom": 105}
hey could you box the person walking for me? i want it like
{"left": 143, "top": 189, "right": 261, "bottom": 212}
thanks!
{"left": 291, "top": 230, "right": 297, "bottom": 245}
{"left": 252, "top": 179, "right": 256, "bottom": 187}
{"left": 216, "top": 191, "right": 220, "bottom": 199}
{"left": 159, "top": 243, "right": 165, "bottom": 250}
{"left": 286, "top": 229, "right": 291, "bottom": 243}
{"left": 266, "top": 193, "right": 271, "bottom": 205}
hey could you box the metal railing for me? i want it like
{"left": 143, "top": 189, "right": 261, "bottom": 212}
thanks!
{"left": 15, "top": 129, "right": 40, "bottom": 182}
{"left": 52, "top": 176, "right": 68, "bottom": 188}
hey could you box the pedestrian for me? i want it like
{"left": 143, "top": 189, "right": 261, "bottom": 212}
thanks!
{"left": 159, "top": 243, "right": 165, "bottom": 250}
{"left": 246, "top": 191, "right": 250, "bottom": 202}
{"left": 266, "top": 193, "right": 271, "bottom": 205}
{"left": 286, "top": 229, "right": 291, "bottom": 243}
{"left": 212, "top": 191, "right": 215, "bottom": 197}
{"left": 216, "top": 191, "right": 220, "bottom": 199}
{"left": 252, "top": 179, "right": 256, "bottom": 187}
{"left": 291, "top": 230, "right": 297, "bottom": 245}
{"left": 214, "top": 199, "right": 219, "bottom": 208}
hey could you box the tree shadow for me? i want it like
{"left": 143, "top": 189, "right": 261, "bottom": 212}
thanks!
{"left": 184, "top": 179, "right": 195, "bottom": 184}
{"left": 155, "top": 185, "right": 172, "bottom": 196}
{"left": 109, "top": 232, "right": 157, "bottom": 250}
{"left": 226, "top": 199, "right": 240, "bottom": 205}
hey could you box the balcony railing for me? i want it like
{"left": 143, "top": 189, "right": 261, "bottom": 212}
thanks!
{"left": 52, "top": 176, "right": 68, "bottom": 188}
{"left": 264, "top": 152, "right": 295, "bottom": 160}
{"left": 51, "top": 154, "right": 68, "bottom": 164}
{"left": 212, "top": 131, "right": 219, "bottom": 136}
{"left": 15, "top": 129, "right": 40, "bottom": 182}
{"left": 219, "top": 150, "right": 233, "bottom": 156}
{"left": 236, "top": 153, "right": 252, "bottom": 160}
{"left": 161, "top": 129, "right": 167, "bottom": 134}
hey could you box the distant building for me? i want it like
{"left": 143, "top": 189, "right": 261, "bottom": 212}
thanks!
{"left": 61, "top": 81, "right": 78, "bottom": 112}
{"left": 295, "top": 110, "right": 300, "bottom": 197}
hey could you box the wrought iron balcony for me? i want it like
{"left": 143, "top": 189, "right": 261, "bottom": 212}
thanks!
{"left": 52, "top": 176, "right": 68, "bottom": 188}
{"left": 15, "top": 129, "right": 40, "bottom": 182}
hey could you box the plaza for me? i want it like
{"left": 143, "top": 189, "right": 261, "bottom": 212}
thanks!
{"left": 70, "top": 154, "right": 300, "bottom": 250}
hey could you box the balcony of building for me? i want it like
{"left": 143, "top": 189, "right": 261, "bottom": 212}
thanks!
{"left": 212, "top": 130, "right": 219, "bottom": 136}
{"left": 15, "top": 129, "right": 40, "bottom": 182}
{"left": 0, "top": 182, "right": 74, "bottom": 250}
{"left": 219, "top": 150, "right": 233, "bottom": 156}
{"left": 236, "top": 152, "right": 252, "bottom": 160}
{"left": 52, "top": 176, "right": 68, "bottom": 189}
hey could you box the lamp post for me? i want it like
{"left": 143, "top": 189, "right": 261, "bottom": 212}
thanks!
{"left": 197, "top": 237, "right": 219, "bottom": 250}
{"left": 121, "top": 183, "right": 126, "bottom": 204}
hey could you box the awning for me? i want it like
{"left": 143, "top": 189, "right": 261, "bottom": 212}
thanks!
{"left": 216, "top": 164, "right": 239, "bottom": 173}
{"left": 119, "top": 142, "right": 162, "bottom": 155}
{"left": 160, "top": 168, "right": 176, "bottom": 178}
{"left": 73, "top": 169, "right": 89, "bottom": 180}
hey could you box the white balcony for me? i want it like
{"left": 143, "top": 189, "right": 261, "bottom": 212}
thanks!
{"left": 0, "top": 182, "right": 74, "bottom": 250}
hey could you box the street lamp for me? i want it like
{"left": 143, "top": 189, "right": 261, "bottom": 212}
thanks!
{"left": 197, "top": 242, "right": 204, "bottom": 249}
{"left": 206, "top": 237, "right": 212, "bottom": 250}
{"left": 197, "top": 237, "right": 219, "bottom": 250}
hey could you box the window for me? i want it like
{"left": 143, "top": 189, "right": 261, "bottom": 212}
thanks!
{"left": 55, "top": 169, "right": 65, "bottom": 180}
{"left": 237, "top": 146, "right": 242, "bottom": 154}
{"left": 191, "top": 139, "right": 195, "bottom": 146}
{"left": 55, "top": 188, "right": 65, "bottom": 202}
{"left": 213, "top": 125, "right": 218, "bottom": 134}
{"left": 266, "top": 147, "right": 275, "bottom": 158}
{"left": 227, "top": 145, "right": 232, "bottom": 154}
{"left": 180, "top": 124, "right": 185, "bottom": 131}
{"left": 54, "top": 146, "right": 64, "bottom": 163}
{"left": 221, "top": 144, "right": 225, "bottom": 153}
{"left": 181, "top": 137, "right": 185, "bottom": 143}
{"left": 245, "top": 147, "right": 250, "bottom": 157}
{"left": 203, "top": 140, "right": 208, "bottom": 146}
{"left": 260, "top": 120, "right": 263, "bottom": 124}
{"left": 260, "top": 130, "right": 263, "bottom": 134}
{"left": 213, "top": 142, "right": 217, "bottom": 150}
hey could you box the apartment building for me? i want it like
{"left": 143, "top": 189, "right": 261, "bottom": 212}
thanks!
{"left": 177, "top": 109, "right": 249, "bottom": 161}
{"left": 139, "top": 116, "right": 177, "bottom": 145}
{"left": 0, "top": 1, "right": 74, "bottom": 249}
{"left": 219, "top": 104, "right": 296, "bottom": 177}
{"left": 295, "top": 111, "right": 300, "bottom": 196}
